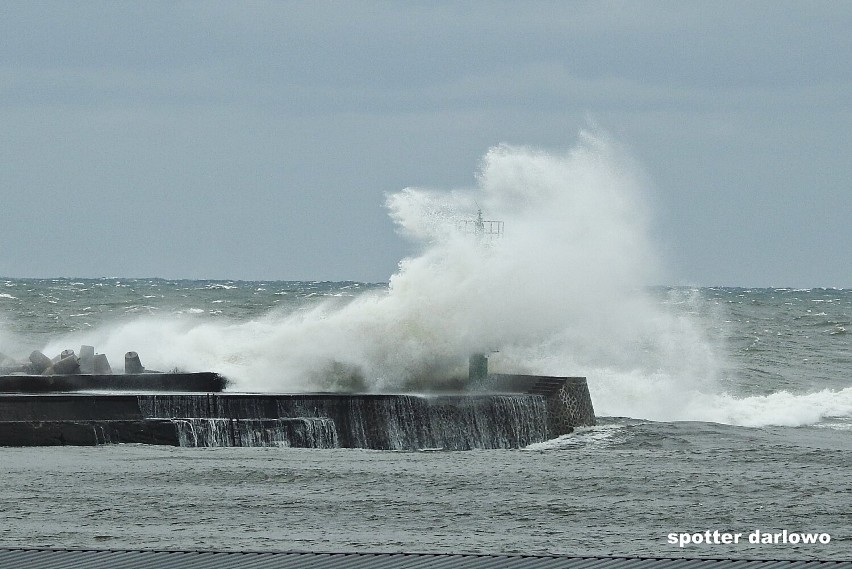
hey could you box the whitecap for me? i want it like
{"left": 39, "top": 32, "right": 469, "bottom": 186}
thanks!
{"left": 524, "top": 424, "right": 626, "bottom": 451}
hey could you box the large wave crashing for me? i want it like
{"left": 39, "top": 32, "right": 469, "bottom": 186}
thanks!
{"left": 34, "top": 132, "right": 852, "bottom": 427}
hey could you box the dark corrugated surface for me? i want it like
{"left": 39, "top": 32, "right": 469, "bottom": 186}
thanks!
{"left": 0, "top": 549, "right": 849, "bottom": 569}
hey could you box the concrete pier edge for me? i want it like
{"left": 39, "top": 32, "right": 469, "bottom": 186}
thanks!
{"left": 0, "top": 374, "right": 595, "bottom": 449}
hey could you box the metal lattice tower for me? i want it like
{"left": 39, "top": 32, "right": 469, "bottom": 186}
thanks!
{"left": 458, "top": 209, "right": 503, "bottom": 240}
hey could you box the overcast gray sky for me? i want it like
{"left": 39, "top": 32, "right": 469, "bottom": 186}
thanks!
{"left": 1, "top": 1, "right": 849, "bottom": 287}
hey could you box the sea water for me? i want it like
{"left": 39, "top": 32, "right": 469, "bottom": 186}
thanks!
{"left": 0, "top": 280, "right": 849, "bottom": 559}
{"left": 0, "top": 137, "right": 850, "bottom": 558}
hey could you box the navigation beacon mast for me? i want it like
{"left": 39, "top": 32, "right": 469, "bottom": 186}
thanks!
{"left": 459, "top": 208, "right": 504, "bottom": 241}
{"left": 462, "top": 207, "right": 504, "bottom": 382}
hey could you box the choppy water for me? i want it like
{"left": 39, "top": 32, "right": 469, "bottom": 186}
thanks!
{"left": 0, "top": 421, "right": 849, "bottom": 558}
{"left": 0, "top": 280, "right": 851, "bottom": 558}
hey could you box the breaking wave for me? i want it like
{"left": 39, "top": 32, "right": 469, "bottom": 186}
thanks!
{"left": 8, "top": 131, "right": 849, "bottom": 429}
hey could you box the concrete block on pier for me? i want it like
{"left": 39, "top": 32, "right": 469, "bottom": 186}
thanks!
{"left": 48, "top": 355, "right": 81, "bottom": 375}
{"left": 124, "top": 351, "right": 144, "bottom": 374}
{"left": 93, "top": 354, "right": 112, "bottom": 374}
{"left": 79, "top": 345, "right": 95, "bottom": 374}
{"left": 28, "top": 351, "right": 53, "bottom": 374}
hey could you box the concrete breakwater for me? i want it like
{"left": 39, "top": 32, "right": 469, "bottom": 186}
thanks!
{"left": 0, "top": 376, "right": 595, "bottom": 450}
{"left": 0, "top": 372, "right": 227, "bottom": 393}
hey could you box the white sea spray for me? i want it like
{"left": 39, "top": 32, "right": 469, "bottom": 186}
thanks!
{"left": 7, "top": 132, "right": 849, "bottom": 428}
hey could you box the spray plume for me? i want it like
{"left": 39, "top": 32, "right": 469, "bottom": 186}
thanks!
{"left": 32, "top": 132, "right": 852, "bottom": 427}
{"left": 44, "top": 132, "right": 716, "bottom": 400}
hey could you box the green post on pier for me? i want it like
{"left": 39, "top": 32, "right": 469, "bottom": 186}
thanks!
{"left": 469, "top": 354, "right": 488, "bottom": 382}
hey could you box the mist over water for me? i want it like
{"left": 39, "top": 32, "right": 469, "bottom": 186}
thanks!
{"left": 4, "top": 132, "right": 851, "bottom": 428}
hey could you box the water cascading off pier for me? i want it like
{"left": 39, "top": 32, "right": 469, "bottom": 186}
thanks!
{"left": 0, "top": 377, "right": 594, "bottom": 450}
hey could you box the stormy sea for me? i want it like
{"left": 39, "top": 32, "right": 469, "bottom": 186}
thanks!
{"left": 1, "top": 136, "right": 850, "bottom": 559}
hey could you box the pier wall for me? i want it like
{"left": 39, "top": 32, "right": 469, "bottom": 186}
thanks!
{"left": 0, "top": 376, "right": 594, "bottom": 449}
